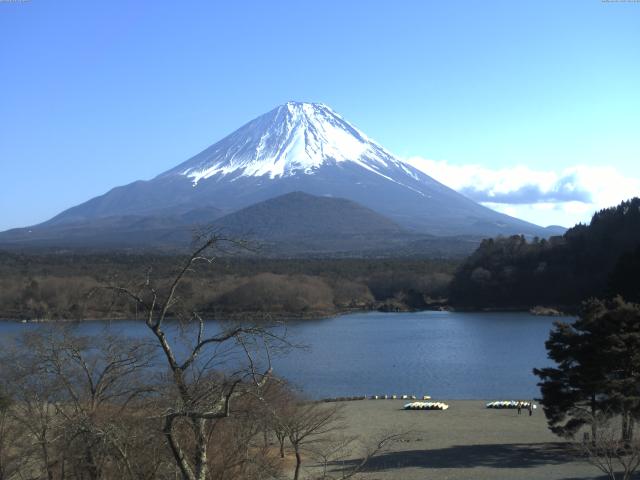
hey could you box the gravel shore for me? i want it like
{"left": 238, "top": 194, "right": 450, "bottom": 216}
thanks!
{"left": 315, "top": 400, "right": 604, "bottom": 480}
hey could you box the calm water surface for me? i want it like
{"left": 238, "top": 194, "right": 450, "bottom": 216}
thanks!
{"left": 0, "top": 311, "right": 563, "bottom": 400}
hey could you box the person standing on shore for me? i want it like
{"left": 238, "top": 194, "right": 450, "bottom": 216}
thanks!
{"left": 528, "top": 403, "right": 533, "bottom": 416}
{"left": 517, "top": 402, "right": 522, "bottom": 415}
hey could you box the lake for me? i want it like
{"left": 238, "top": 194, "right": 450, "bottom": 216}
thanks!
{"left": 0, "top": 311, "right": 564, "bottom": 400}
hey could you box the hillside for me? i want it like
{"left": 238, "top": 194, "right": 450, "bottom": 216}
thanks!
{"left": 0, "top": 207, "right": 224, "bottom": 250}
{"left": 449, "top": 198, "right": 640, "bottom": 310}
{"left": 210, "top": 192, "right": 487, "bottom": 257}
{"left": 213, "top": 191, "right": 403, "bottom": 238}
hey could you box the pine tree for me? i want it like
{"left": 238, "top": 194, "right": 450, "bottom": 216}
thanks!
{"left": 589, "top": 297, "right": 640, "bottom": 442}
{"left": 534, "top": 298, "right": 640, "bottom": 441}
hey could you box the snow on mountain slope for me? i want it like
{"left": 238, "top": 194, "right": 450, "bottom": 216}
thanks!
{"left": 163, "top": 102, "right": 424, "bottom": 194}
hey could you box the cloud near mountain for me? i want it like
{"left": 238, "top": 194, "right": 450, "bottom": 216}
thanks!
{"left": 405, "top": 157, "right": 640, "bottom": 227}
{"left": 459, "top": 173, "right": 592, "bottom": 205}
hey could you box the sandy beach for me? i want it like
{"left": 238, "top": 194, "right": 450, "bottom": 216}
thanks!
{"left": 309, "top": 400, "right": 604, "bottom": 480}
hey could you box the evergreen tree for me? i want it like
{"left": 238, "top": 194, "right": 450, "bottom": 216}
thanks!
{"left": 534, "top": 298, "right": 640, "bottom": 441}
{"left": 608, "top": 245, "right": 640, "bottom": 303}
{"left": 589, "top": 297, "right": 640, "bottom": 441}
{"left": 534, "top": 300, "right": 609, "bottom": 440}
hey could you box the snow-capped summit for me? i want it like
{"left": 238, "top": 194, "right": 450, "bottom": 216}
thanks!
{"left": 165, "top": 101, "right": 412, "bottom": 185}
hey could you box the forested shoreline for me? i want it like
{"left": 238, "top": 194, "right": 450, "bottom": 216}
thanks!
{"left": 449, "top": 198, "right": 640, "bottom": 312}
{"left": 0, "top": 254, "right": 455, "bottom": 321}
{"left": 3, "top": 198, "right": 639, "bottom": 322}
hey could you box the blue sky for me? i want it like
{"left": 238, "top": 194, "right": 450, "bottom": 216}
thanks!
{"left": 1, "top": 0, "right": 639, "bottom": 230}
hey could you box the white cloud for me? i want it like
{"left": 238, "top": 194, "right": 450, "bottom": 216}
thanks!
{"left": 404, "top": 157, "right": 640, "bottom": 227}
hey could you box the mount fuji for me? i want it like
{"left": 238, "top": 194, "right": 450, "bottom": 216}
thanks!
{"left": 0, "top": 102, "right": 562, "bottom": 252}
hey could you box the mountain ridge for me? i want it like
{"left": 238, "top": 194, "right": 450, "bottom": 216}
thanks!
{"left": 0, "top": 101, "right": 564, "bottom": 251}
{"left": 0, "top": 192, "right": 483, "bottom": 257}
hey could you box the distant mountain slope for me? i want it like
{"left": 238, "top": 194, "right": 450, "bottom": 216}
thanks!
{"left": 0, "top": 207, "right": 224, "bottom": 249}
{"left": 11, "top": 101, "right": 557, "bottom": 242}
{"left": 0, "top": 192, "right": 483, "bottom": 257}
{"left": 213, "top": 191, "right": 403, "bottom": 239}
{"left": 449, "top": 198, "right": 640, "bottom": 309}
{"left": 208, "top": 192, "right": 422, "bottom": 256}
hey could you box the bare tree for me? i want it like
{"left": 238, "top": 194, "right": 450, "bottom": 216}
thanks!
{"left": 1, "top": 340, "right": 66, "bottom": 480}
{"left": 108, "top": 234, "right": 285, "bottom": 480}
{"left": 308, "top": 431, "right": 408, "bottom": 480}
{"left": 578, "top": 414, "right": 640, "bottom": 480}
{"left": 0, "top": 327, "right": 161, "bottom": 480}
{"left": 261, "top": 379, "right": 297, "bottom": 459}
{"left": 31, "top": 329, "right": 157, "bottom": 480}
{"left": 280, "top": 401, "right": 344, "bottom": 480}
{"left": 0, "top": 389, "right": 29, "bottom": 480}
{"left": 203, "top": 396, "right": 282, "bottom": 480}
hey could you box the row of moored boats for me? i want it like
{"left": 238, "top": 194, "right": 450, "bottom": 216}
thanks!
{"left": 403, "top": 401, "right": 449, "bottom": 410}
{"left": 403, "top": 400, "right": 538, "bottom": 411}
{"left": 485, "top": 400, "right": 536, "bottom": 409}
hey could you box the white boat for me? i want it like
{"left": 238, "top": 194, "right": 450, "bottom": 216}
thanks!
{"left": 403, "top": 401, "right": 449, "bottom": 410}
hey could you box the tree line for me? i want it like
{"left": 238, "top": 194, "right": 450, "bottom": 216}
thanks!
{"left": 0, "top": 254, "right": 455, "bottom": 321}
{"left": 449, "top": 198, "right": 640, "bottom": 310}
